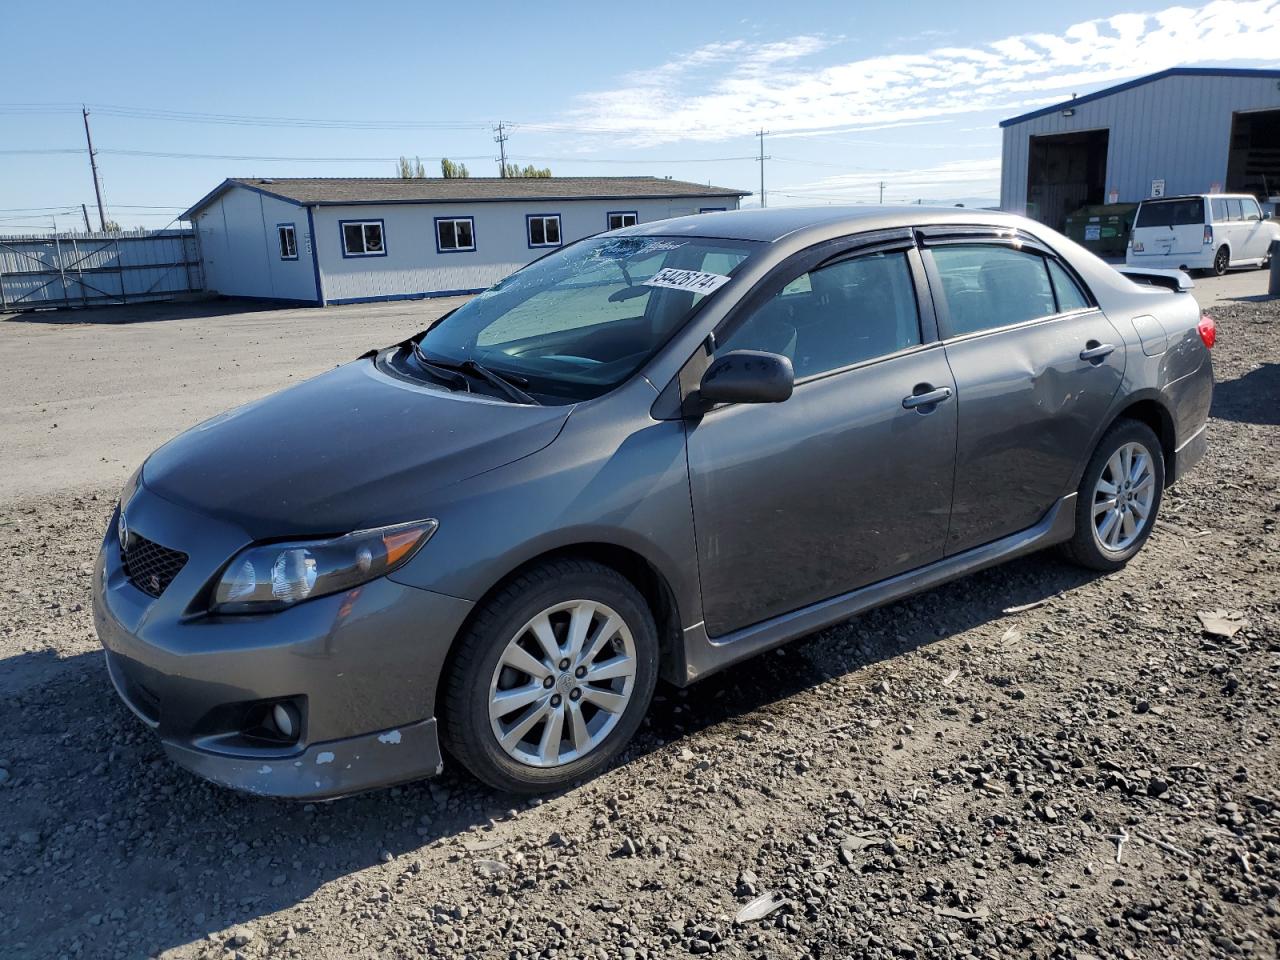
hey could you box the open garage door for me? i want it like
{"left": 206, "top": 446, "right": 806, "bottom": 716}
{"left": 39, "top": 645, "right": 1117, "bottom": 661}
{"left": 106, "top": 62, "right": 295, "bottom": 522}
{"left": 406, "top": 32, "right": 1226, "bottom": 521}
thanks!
{"left": 1026, "top": 129, "right": 1109, "bottom": 232}
{"left": 1227, "top": 109, "right": 1280, "bottom": 202}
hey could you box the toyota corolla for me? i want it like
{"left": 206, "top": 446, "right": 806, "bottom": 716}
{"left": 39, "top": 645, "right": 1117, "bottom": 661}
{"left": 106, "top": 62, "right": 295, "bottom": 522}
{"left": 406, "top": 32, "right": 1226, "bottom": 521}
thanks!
{"left": 93, "top": 207, "right": 1214, "bottom": 798}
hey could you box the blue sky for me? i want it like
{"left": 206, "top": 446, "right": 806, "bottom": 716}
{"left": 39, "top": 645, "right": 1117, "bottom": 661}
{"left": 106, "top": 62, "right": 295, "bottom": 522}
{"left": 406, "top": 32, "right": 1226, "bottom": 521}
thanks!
{"left": 2, "top": 0, "right": 1278, "bottom": 229}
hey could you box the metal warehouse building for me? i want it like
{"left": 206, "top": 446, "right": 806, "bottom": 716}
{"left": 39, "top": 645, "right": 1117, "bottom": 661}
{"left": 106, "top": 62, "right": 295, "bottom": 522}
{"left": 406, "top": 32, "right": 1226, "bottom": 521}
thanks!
{"left": 181, "top": 176, "right": 747, "bottom": 305}
{"left": 1000, "top": 67, "right": 1280, "bottom": 230}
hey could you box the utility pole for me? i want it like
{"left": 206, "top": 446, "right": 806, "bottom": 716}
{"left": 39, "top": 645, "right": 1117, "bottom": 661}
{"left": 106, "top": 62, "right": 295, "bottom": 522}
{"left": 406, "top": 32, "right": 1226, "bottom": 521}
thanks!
{"left": 493, "top": 122, "right": 509, "bottom": 178}
{"left": 878, "top": 181, "right": 886, "bottom": 204}
{"left": 757, "top": 129, "right": 769, "bottom": 208}
{"left": 81, "top": 203, "right": 92, "bottom": 232}
{"left": 82, "top": 106, "right": 107, "bottom": 231}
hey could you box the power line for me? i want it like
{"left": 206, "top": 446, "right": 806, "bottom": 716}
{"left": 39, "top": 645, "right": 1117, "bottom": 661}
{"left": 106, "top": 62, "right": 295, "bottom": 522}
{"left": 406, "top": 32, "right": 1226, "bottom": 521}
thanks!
{"left": 509, "top": 155, "right": 757, "bottom": 164}
{"left": 0, "top": 102, "right": 492, "bottom": 131}
{"left": 0, "top": 147, "right": 760, "bottom": 165}
{"left": 0, "top": 148, "right": 85, "bottom": 155}
{"left": 100, "top": 149, "right": 495, "bottom": 162}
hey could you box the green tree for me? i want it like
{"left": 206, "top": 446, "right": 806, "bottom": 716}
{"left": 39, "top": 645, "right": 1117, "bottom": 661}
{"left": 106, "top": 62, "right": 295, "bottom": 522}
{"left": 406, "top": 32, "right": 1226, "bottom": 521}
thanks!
{"left": 440, "top": 158, "right": 471, "bottom": 179}
{"left": 397, "top": 156, "right": 427, "bottom": 178}
{"left": 503, "top": 162, "right": 551, "bottom": 178}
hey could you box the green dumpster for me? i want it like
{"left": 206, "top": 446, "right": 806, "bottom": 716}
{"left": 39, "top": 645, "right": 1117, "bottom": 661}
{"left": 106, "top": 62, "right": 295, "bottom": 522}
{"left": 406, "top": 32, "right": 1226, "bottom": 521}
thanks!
{"left": 1064, "top": 203, "right": 1138, "bottom": 259}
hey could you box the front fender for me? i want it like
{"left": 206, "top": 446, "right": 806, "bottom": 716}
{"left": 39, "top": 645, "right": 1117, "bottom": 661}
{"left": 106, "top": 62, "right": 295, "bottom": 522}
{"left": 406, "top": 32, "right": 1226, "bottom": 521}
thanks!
{"left": 387, "top": 378, "right": 702, "bottom": 634}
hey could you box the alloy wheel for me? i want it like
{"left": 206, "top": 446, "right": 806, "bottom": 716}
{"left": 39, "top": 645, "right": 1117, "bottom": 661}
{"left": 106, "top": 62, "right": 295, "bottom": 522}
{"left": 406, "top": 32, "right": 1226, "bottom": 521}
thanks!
{"left": 487, "top": 600, "right": 636, "bottom": 768}
{"left": 1091, "top": 441, "right": 1157, "bottom": 553}
{"left": 1214, "top": 247, "right": 1229, "bottom": 276}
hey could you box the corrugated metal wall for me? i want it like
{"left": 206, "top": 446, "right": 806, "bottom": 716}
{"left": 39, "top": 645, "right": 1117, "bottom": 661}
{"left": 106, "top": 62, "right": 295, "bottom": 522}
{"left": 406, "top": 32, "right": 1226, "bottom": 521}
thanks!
{"left": 0, "top": 231, "right": 201, "bottom": 311}
{"left": 1001, "top": 73, "right": 1280, "bottom": 215}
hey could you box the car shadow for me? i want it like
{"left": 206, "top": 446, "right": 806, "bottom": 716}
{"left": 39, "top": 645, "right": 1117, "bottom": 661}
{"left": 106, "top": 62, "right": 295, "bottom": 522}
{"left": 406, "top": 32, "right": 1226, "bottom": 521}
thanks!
{"left": 0, "top": 297, "right": 300, "bottom": 326}
{"left": 0, "top": 550, "right": 1098, "bottom": 957}
{"left": 1210, "top": 362, "right": 1279, "bottom": 426}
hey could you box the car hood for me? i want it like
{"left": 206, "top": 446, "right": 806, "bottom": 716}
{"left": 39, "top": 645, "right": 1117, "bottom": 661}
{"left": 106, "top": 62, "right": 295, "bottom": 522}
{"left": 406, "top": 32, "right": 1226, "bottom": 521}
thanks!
{"left": 142, "top": 359, "right": 572, "bottom": 538}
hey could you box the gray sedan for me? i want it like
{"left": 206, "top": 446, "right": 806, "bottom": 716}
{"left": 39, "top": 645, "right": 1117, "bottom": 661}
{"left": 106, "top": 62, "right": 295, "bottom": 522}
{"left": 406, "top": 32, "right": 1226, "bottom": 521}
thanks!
{"left": 93, "top": 207, "right": 1214, "bottom": 797}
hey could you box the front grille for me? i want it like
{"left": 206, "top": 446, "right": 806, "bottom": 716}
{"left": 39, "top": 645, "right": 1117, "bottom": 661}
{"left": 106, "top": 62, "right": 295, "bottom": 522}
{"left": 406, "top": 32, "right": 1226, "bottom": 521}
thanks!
{"left": 122, "top": 533, "right": 188, "bottom": 598}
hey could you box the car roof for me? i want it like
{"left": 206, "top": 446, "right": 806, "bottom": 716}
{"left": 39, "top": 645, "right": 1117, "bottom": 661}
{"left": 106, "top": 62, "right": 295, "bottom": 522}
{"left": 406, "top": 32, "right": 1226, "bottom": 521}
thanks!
{"left": 619, "top": 205, "right": 1021, "bottom": 244}
{"left": 1138, "top": 194, "right": 1254, "bottom": 203}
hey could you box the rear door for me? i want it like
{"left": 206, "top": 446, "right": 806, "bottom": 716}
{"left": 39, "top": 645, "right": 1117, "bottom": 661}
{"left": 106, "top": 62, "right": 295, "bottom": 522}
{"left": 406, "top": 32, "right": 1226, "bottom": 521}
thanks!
{"left": 921, "top": 231, "right": 1126, "bottom": 555}
{"left": 1237, "top": 197, "right": 1269, "bottom": 260}
{"left": 683, "top": 232, "right": 957, "bottom": 637}
{"left": 1131, "top": 197, "right": 1207, "bottom": 258}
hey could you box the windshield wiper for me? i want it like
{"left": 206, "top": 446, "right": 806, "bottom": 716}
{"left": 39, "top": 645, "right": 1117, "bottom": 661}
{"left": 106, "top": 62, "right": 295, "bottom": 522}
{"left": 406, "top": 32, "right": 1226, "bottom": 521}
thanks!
{"left": 411, "top": 342, "right": 470, "bottom": 393}
{"left": 415, "top": 347, "right": 541, "bottom": 405}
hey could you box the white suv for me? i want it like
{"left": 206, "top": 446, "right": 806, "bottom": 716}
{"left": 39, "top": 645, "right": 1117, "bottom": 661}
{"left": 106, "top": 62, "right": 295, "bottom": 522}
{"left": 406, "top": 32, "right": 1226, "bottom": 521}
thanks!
{"left": 1126, "top": 194, "right": 1277, "bottom": 276}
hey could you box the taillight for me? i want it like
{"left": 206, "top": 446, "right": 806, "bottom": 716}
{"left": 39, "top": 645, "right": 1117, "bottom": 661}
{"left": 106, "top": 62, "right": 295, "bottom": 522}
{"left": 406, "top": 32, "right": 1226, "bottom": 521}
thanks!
{"left": 1203, "top": 225, "right": 1213, "bottom": 245}
{"left": 1133, "top": 240, "right": 1144, "bottom": 252}
{"left": 1197, "top": 314, "right": 1217, "bottom": 349}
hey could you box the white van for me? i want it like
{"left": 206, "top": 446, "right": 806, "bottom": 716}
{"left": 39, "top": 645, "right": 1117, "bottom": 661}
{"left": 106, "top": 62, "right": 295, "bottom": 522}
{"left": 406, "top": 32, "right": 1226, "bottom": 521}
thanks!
{"left": 1126, "top": 194, "right": 1277, "bottom": 275}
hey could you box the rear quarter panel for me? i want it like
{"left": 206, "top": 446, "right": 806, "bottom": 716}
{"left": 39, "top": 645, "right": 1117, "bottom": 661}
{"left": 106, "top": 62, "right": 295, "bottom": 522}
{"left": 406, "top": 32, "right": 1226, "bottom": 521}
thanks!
{"left": 1098, "top": 283, "right": 1212, "bottom": 473}
{"left": 1039, "top": 229, "right": 1213, "bottom": 486}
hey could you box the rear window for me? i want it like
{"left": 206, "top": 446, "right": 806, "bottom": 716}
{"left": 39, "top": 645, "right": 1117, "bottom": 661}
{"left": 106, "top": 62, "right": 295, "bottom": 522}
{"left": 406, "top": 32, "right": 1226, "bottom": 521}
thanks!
{"left": 1135, "top": 198, "right": 1205, "bottom": 228}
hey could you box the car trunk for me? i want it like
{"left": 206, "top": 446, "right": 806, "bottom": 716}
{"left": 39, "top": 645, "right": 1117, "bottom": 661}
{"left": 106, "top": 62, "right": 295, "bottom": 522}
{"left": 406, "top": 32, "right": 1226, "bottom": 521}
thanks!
{"left": 1131, "top": 197, "right": 1206, "bottom": 257}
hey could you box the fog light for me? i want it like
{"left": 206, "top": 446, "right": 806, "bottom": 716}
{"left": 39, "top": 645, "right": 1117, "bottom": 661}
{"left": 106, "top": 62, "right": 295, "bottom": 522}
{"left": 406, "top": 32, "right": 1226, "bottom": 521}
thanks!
{"left": 271, "top": 702, "right": 299, "bottom": 740}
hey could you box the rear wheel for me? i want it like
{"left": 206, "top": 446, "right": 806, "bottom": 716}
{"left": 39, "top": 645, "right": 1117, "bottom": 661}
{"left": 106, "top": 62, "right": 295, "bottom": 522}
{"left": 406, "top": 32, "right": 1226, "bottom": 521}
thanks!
{"left": 1212, "top": 245, "right": 1230, "bottom": 276}
{"left": 1061, "top": 419, "right": 1164, "bottom": 571}
{"left": 441, "top": 559, "right": 658, "bottom": 793}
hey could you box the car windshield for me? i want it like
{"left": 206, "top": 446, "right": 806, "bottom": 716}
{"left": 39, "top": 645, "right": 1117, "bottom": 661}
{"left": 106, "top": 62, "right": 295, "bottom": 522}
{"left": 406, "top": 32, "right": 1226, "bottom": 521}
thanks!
{"left": 1135, "top": 198, "right": 1204, "bottom": 228}
{"left": 410, "top": 234, "right": 759, "bottom": 403}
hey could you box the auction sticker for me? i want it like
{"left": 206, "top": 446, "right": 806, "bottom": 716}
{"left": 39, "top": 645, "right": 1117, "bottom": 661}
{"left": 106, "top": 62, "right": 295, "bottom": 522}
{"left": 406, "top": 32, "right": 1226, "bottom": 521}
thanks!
{"left": 645, "top": 267, "right": 732, "bottom": 294}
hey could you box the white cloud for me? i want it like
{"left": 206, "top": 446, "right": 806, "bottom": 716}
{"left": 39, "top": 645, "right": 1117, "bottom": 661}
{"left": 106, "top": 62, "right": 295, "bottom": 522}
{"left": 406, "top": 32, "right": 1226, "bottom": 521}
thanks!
{"left": 565, "top": 0, "right": 1280, "bottom": 144}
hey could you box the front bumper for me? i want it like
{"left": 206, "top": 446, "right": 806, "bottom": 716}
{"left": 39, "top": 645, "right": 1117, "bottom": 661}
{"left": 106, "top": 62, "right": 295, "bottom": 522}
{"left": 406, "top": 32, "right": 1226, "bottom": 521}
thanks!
{"left": 93, "top": 483, "right": 473, "bottom": 800}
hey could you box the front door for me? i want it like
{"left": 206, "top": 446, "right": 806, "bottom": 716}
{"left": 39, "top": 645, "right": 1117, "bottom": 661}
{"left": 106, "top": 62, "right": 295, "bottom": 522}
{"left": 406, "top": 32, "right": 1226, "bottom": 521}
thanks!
{"left": 684, "top": 240, "right": 957, "bottom": 637}
{"left": 923, "top": 236, "right": 1126, "bottom": 555}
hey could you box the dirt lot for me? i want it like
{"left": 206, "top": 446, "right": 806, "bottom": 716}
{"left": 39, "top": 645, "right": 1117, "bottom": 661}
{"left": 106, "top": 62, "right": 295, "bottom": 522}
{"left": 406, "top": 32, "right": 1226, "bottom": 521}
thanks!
{"left": 0, "top": 277, "right": 1277, "bottom": 960}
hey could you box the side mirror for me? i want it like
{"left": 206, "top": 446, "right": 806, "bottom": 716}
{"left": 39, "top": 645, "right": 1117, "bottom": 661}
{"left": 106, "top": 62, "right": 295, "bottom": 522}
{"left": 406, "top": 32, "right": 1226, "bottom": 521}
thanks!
{"left": 698, "top": 350, "right": 794, "bottom": 406}
{"left": 1264, "top": 211, "right": 1273, "bottom": 220}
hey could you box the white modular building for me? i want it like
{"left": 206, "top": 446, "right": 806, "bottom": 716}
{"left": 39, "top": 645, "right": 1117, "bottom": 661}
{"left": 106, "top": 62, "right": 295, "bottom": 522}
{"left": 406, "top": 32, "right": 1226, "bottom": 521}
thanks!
{"left": 181, "top": 176, "right": 749, "bottom": 305}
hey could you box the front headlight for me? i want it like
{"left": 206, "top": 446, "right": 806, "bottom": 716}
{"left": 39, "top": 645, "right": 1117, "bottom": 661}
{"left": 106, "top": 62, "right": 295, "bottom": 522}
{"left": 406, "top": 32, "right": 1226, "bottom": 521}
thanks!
{"left": 211, "top": 519, "right": 438, "bottom": 614}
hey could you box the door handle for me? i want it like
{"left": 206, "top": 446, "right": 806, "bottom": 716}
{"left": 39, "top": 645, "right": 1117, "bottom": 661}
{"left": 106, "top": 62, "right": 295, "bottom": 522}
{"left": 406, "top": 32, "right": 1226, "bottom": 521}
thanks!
{"left": 902, "top": 385, "right": 953, "bottom": 409}
{"left": 1079, "top": 342, "right": 1116, "bottom": 362}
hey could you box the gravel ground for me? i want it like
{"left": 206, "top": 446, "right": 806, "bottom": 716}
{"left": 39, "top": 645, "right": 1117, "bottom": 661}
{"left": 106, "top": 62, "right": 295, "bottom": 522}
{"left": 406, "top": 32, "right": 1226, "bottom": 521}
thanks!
{"left": 0, "top": 293, "right": 1277, "bottom": 960}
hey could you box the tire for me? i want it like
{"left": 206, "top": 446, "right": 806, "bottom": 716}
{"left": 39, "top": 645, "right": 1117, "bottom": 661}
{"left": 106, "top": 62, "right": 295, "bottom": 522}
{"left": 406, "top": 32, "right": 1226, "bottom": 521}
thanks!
{"left": 1211, "top": 245, "right": 1230, "bottom": 277}
{"left": 440, "top": 559, "right": 659, "bottom": 793}
{"left": 1060, "top": 418, "right": 1165, "bottom": 571}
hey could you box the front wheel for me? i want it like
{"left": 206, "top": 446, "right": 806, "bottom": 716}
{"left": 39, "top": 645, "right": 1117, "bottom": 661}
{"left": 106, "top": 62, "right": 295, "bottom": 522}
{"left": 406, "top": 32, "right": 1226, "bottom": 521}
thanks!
{"left": 1061, "top": 419, "right": 1165, "bottom": 571}
{"left": 441, "top": 559, "right": 659, "bottom": 793}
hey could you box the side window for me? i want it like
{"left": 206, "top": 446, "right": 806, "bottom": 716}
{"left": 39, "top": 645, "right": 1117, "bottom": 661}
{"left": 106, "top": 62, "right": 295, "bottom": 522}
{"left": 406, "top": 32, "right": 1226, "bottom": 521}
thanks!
{"left": 607, "top": 211, "right": 638, "bottom": 231}
{"left": 1243, "top": 198, "right": 1262, "bottom": 221}
{"left": 1212, "top": 198, "right": 1229, "bottom": 222}
{"left": 436, "top": 217, "right": 475, "bottom": 253}
{"left": 527, "top": 214, "right": 561, "bottom": 248}
{"left": 277, "top": 224, "right": 298, "bottom": 260}
{"left": 718, "top": 250, "right": 921, "bottom": 379}
{"left": 1226, "top": 199, "right": 1244, "bottom": 221}
{"left": 932, "top": 244, "right": 1057, "bottom": 336}
{"left": 341, "top": 220, "right": 385, "bottom": 257}
{"left": 1046, "top": 258, "right": 1091, "bottom": 312}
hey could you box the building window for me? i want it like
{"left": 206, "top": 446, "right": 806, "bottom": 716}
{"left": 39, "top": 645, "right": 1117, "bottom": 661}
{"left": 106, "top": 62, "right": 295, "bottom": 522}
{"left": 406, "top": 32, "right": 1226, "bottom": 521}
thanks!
{"left": 527, "top": 214, "right": 562, "bottom": 248}
{"left": 340, "top": 220, "right": 386, "bottom": 257}
{"left": 277, "top": 224, "right": 298, "bottom": 260}
{"left": 435, "top": 217, "right": 475, "bottom": 253}
{"left": 606, "top": 211, "right": 638, "bottom": 231}
{"left": 699, "top": 207, "right": 727, "bottom": 213}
